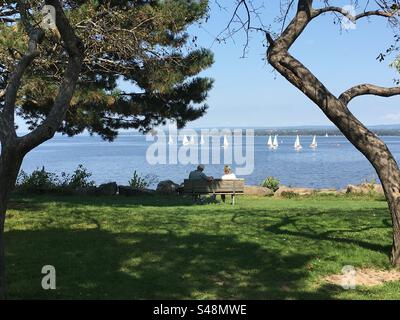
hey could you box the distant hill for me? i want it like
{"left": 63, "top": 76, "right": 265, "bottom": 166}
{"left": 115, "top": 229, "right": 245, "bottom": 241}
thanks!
{"left": 251, "top": 125, "right": 400, "bottom": 136}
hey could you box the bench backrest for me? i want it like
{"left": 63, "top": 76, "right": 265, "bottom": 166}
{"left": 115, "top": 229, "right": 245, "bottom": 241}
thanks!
{"left": 183, "top": 179, "right": 245, "bottom": 194}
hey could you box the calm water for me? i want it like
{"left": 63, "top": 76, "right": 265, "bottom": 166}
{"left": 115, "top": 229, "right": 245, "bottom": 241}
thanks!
{"left": 21, "top": 134, "right": 400, "bottom": 189}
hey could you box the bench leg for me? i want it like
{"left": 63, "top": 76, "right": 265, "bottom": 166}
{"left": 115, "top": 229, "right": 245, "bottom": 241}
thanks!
{"left": 232, "top": 195, "right": 235, "bottom": 206}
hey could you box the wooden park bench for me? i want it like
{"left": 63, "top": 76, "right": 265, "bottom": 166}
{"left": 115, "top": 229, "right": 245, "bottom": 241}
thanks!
{"left": 183, "top": 179, "right": 245, "bottom": 205}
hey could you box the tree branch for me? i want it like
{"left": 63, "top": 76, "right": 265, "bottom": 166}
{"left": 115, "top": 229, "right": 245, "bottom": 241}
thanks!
{"left": 0, "top": 1, "right": 44, "bottom": 143}
{"left": 339, "top": 84, "right": 400, "bottom": 105}
{"left": 313, "top": 6, "right": 394, "bottom": 21}
{"left": 19, "top": 0, "right": 84, "bottom": 152}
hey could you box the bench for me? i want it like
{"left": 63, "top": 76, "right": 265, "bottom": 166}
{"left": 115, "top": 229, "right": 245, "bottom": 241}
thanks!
{"left": 183, "top": 179, "right": 245, "bottom": 205}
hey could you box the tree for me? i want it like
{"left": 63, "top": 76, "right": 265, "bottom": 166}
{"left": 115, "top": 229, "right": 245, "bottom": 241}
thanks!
{"left": 0, "top": 0, "right": 213, "bottom": 298}
{"left": 222, "top": 0, "right": 400, "bottom": 265}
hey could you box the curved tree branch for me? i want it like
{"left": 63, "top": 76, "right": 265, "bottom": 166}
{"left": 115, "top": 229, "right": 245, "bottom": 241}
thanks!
{"left": 312, "top": 6, "right": 394, "bottom": 21}
{"left": 0, "top": 1, "right": 44, "bottom": 143}
{"left": 339, "top": 84, "right": 400, "bottom": 105}
{"left": 19, "top": 0, "right": 84, "bottom": 153}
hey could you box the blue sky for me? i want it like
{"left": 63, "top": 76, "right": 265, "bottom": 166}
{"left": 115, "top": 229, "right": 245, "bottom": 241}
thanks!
{"left": 182, "top": 0, "right": 400, "bottom": 128}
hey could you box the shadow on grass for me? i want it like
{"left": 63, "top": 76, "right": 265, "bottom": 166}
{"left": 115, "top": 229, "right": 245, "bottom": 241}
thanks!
{"left": 263, "top": 211, "right": 392, "bottom": 255}
{"left": 5, "top": 228, "right": 339, "bottom": 300}
{"left": 231, "top": 207, "right": 392, "bottom": 255}
{"left": 10, "top": 193, "right": 198, "bottom": 209}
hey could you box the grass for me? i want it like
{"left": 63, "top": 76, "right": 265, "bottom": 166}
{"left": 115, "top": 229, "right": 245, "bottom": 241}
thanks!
{"left": 4, "top": 193, "right": 400, "bottom": 299}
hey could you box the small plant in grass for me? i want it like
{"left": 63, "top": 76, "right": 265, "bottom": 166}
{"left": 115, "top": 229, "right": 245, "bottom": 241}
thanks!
{"left": 129, "top": 171, "right": 158, "bottom": 189}
{"left": 261, "top": 176, "right": 280, "bottom": 192}
{"left": 280, "top": 191, "right": 298, "bottom": 199}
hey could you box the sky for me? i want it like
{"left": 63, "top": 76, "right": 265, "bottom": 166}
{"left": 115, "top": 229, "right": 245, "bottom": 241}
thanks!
{"left": 180, "top": 0, "right": 400, "bottom": 128}
{"left": 14, "top": 1, "right": 400, "bottom": 132}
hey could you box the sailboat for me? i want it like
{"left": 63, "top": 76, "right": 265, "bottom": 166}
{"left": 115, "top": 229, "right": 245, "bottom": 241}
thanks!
{"left": 189, "top": 135, "right": 196, "bottom": 145}
{"left": 182, "top": 135, "right": 190, "bottom": 146}
{"left": 310, "top": 135, "right": 318, "bottom": 149}
{"left": 222, "top": 134, "right": 229, "bottom": 149}
{"left": 267, "top": 135, "right": 273, "bottom": 149}
{"left": 168, "top": 135, "right": 174, "bottom": 145}
{"left": 200, "top": 135, "right": 205, "bottom": 145}
{"left": 272, "top": 135, "right": 279, "bottom": 150}
{"left": 325, "top": 132, "right": 329, "bottom": 137}
{"left": 294, "top": 135, "right": 302, "bottom": 151}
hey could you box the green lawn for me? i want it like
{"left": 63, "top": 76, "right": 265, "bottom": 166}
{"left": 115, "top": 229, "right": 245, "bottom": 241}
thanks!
{"left": 4, "top": 193, "right": 400, "bottom": 299}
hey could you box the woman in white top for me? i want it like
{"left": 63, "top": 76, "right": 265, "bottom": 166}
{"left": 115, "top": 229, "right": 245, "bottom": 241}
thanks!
{"left": 221, "top": 165, "right": 236, "bottom": 203}
{"left": 221, "top": 165, "right": 237, "bottom": 180}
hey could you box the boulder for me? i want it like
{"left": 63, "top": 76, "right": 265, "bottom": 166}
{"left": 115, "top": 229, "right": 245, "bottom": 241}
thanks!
{"left": 118, "top": 186, "right": 155, "bottom": 196}
{"left": 346, "top": 183, "right": 384, "bottom": 195}
{"left": 244, "top": 185, "right": 274, "bottom": 197}
{"left": 96, "top": 182, "right": 118, "bottom": 196}
{"left": 156, "top": 180, "right": 180, "bottom": 195}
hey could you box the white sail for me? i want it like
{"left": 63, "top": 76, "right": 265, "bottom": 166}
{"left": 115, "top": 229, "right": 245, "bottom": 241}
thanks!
{"left": 294, "top": 135, "right": 302, "bottom": 150}
{"left": 190, "top": 135, "right": 196, "bottom": 145}
{"left": 272, "top": 135, "right": 279, "bottom": 149}
{"left": 183, "top": 135, "right": 189, "bottom": 145}
{"left": 222, "top": 134, "right": 229, "bottom": 148}
{"left": 310, "top": 135, "right": 317, "bottom": 149}
{"left": 325, "top": 132, "right": 329, "bottom": 137}
{"left": 168, "top": 135, "right": 173, "bottom": 145}
{"left": 267, "top": 135, "right": 273, "bottom": 147}
{"left": 200, "top": 135, "right": 205, "bottom": 145}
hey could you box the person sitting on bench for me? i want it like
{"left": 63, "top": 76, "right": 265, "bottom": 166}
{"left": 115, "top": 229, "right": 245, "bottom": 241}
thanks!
{"left": 221, "top": 165, "right": 237, "bottom": 203}
{"left": 188, "top": 164, "right": 213, "bottom": 182}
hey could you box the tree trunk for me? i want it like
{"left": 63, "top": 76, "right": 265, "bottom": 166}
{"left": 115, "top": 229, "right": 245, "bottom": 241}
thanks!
{"left": 308, "top": 97, "right": 400, "bottom": 267}
{"left": 267, "top": 44, "right": 400, "bottom": 266}
{"left": 309, "top": 101, "right": 400, "bottom": 266}
{"left": 0, "top": 143, "right": 23, "bottom": 299}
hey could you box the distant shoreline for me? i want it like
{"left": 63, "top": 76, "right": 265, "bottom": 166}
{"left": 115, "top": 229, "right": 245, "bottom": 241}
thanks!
{"left": 16, "top": 126, "right": 400, "bottom": 137}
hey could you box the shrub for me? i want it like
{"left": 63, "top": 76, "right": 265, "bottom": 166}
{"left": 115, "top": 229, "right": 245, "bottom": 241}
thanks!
{"left": 280, "top": 191, "right": 298, "bottom": 199}
{"left": 17, "top": 167, "right": 60, "bottom": 193}
{"left": 17, "top": 165, "right": 95, "bottom": 193}
{"left": 261, "top": 176, "right": 280, "bottom": 192}
{"left": 129, "top": 171, "right": 158, "bottom": 189}
{"left": 60, "top": 165, "right": 95, "bottom": 190}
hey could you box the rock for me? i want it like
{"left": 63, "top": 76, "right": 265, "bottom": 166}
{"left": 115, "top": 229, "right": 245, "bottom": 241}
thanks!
{"left": 346, "top": 183, "right": 384, "bottom": 195}
{"left": 244, "top": 185, "right": 274, "bottom": 197}
{"left": 156, "top": 180, "right": 180, "bottom": 195}
{"left": 74, "top": 186, "right": 97, "bottom": 196}
{"left": 96, "top": 182, "right": 118, "bottom": 196}
{"left": 118, "top": 186, "right": 155, "bottom": 196}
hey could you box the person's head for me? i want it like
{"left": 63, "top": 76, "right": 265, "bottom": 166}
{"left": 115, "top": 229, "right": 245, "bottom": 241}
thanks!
{"left": 224, "top": 165, "right": 232, "bottom": 175}
{"left": 197, "top": 164, "right": 205, "bottom": 172}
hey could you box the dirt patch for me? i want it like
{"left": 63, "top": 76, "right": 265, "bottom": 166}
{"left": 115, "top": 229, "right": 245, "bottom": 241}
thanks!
{"left": 324, "top": 268, "right": 400, "bottom": 287}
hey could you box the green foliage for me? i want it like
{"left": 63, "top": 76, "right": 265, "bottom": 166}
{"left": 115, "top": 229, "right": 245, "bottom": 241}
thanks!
{"left": 60, "top": 165, "right": 96, "bottom": 190}
{"left": 0, "top": 0, "right": 214, "bottom": 140}
{"left": 17, "top": 167, "right": 60, "bottom": 193}
{"left": 280, "top": 191, "right": 298, "bottom": 199}
{"left": 261, "top": 176, "right": 280, "bottom": 192}
{"left": 129, "top": 170, "right": 158, "bottom": 189}
{"left": 17, "top": 165, "right": 95, "bottom": 193}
